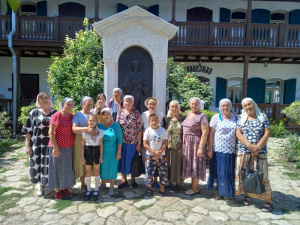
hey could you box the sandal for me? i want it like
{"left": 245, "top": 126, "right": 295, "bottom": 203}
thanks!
{"left": 243, "top": 196, "right": 251, "bottom": 206}
{"left": 184, "top": 189, "right": 200, "bottom": 195}
{"left": 262, "top": 202, "right": 274, "bottom": 212}
{"left": 144, "top": 190, "right": 153, "bottom": 198}
{"left": 118, "top": 182, "right": 128, "bottom": 189}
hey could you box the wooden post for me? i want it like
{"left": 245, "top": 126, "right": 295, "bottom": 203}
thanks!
{"left": 246, "top": 0, "right": 252, "bottom": 46}
{"left": 94, "top": 0, "right": 99, "bottom": 21}
{"left": 209, "top": 21, "right": 214, "bottom": 46}
{"left": 171, "top": 0, "right": 176, "bottom": 23}
{"left": 55, "top": 16, "right": 59, "bottom": 41}
{"left": 278, "top": 23, "right": 284, "bottom": 47}
{"left": 242, "top": 55, "right": 250, "bottom": 99}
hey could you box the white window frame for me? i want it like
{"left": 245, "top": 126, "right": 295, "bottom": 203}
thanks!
{"left": 231, "top": 9, "right": 247, "bottom": 23}
{"left": 270, "top": 10, "right": 287, "bottom": 24}
{"left": 265, "top": 79, "right": 283, "bottom": 104}
{"left": 19, "top": 3, "right": 37, "bottom": 16}
{"left": 227, "top": 77, "right": 243, "bottom": 104}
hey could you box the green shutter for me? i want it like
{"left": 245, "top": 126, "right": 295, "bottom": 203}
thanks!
{"left": 289, "top": 10, "right": 300, "bottom": 24}
{"left": 220, "top": 8, "right": 230, "bottom": 22}
{"left": 148, "top": 5, "right": 159, "bottom": 16}
{"left": 284, "top": 79, "right": 296, "bottom": 104}
{"left": 37, "top": 1, "right": 47, "bottom": 16}
{"left": 117, "top": 3, "right": 128, "bottom": 13}
{"left": 252, "top": 9, "right": 270, "bottom": 24}
{"left": 215, "top": 77, "right": 227, "bottom": 107}
{"left": 247, "top": 78, "right": 266, "bottom": 103}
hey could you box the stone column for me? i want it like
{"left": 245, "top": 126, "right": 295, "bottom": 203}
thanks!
{"left": 153, "top": 63, "right": 167, "bottom": 113}
{"left": 104, "top": 61, "right": 118, "bottom": 101}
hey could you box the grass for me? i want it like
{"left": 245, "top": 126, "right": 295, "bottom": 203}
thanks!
{"left": 0, "top": 187, "right": 27, "bottom": 215}
{"left": 52, "top": 198, "right": 72, "bottom": 211}
{"left": 282, "top": 171, "right": 300, "bottom": 180}
{"left": 0, "top": 168, "right": 8, "bottom": 174}
{"left": 138, "top": 204, "right": 154, "bottom": 211}
{"left": 0, "top": 139, "right": 25, "bottom": 158}
{"left": 132, "top": 196, "right": 143, "bottom": 203}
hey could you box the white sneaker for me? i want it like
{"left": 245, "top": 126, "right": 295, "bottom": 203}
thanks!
{"left": 36, "top": 187, "right": 43, "bottom": 197}
{"left": 108, "top": 187, "right": 114, "bottom": 196}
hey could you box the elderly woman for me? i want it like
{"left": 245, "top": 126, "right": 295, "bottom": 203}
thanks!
{"left": 206, "top": 99, "right": 237, "bottom": 200}
{"left": 48, "top": 98, "right": 76, "bottom": 200}
{"left": 141, "top": 97, "right": 165, "bottom": 188}
{"left": 91, "top": 93, "right": 106, "bottom": 123}
{"left": 235, "top": 98, "right": 272, "bottom": 212}
{"left": 22, "top": 92, "right": 57, "bottom": 197}
{"left": 98, "top": 108, "right": 123, "bottom": 196}
{"left": 72, "top": 96, "right": 95, "bottom": 189}
{"left": 108, "top": 88, "right": 124, "bottom": 121}
{"left": 164, "top": 100, "right": 185, "bottom": 191}
{"left": 181, "top": 97, "right": 209, "bottom": 195}
{"left": 117, "top": 95, "right": 142, "bottom": 188}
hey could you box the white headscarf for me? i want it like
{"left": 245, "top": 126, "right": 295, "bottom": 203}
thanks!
{"left": 240, "top": 97, "right": 265, "bottom": 126}
{"left": 218, "top": 98, "right": 233, "bottom": 121}
{"left": 59, "top": 97, "right": 74, "bottom": 110}
{"left": 80, "top": 96, "right": 93, "bottom": 105}
{"left": 189, "top": 97, "right": 205, "bottom": 110}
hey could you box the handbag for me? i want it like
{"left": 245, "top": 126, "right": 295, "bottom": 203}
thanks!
{"left": 131, "top": 152, "right": 144, "bottom": 177}
{"left": 241, "top": 156, "right": 266, "bottom": 194}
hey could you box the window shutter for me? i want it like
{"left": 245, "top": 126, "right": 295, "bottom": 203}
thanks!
{"left": 284, "top": 79, "right": 296, "bottom": 104}
{"left": 289, "top": 10, "right": 300, "bottom": 24}
{"left": 252, "top": 9, "right": 270, "bottom": 24}
{"left": 37, "top": 1, "right": 47, "bottom": 17}
{"left": 247, "top": 78, "right": 266, "bottom": 103}
{"left": 117, "top": 3, "right": 128, "bottom": 13}
{"left": 148, "top": 5, "right": 159, "bottom": 16}
{"left": 215, "top": 77, "right": 227, "bottom": 107}
{"left": 220, "top": 8, "right": 230, "bottom": 22}
{"left": 6, "top": 2, "right": 12, "bottom": 15}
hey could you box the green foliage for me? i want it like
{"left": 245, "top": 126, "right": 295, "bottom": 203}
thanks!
{"left": 18, "top": 104, "right": 37, "bottom": 125}
{"left": 52, "top": 199, "right": 72, "bottom": 211}
{"left": 47, "top": 18, "right": 104, "bottom": 111}
{"left": 182, "top": 109, "right": 217, "bottom": 122}
{"left": 0, "top": 112, "right": 11, "bottom": 138}
{"left": 269, "top": 118, "right": 289, "bottom": 137}
{"left": 286, "top": 133, "right": 300, "bottom": 161}
{"left": 167, "top": 58, "right": 214, "bottom": 111}
{"left": 0, "top": 138, "right": 24, "bottom": 157}
{"left": 283, "top": 101, "right": 300, "bottom": 125}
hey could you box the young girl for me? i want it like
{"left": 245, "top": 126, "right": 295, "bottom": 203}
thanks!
{"left": 81, "top": 114, "right": 104, "bottom": 200}
{"left": 91, "top": 93, "right": 106, "bottom": 123}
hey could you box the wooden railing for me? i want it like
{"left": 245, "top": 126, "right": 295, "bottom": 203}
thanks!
{"left": 1, "top": 16, "right": 300, "bottom": 48}
{"left": 0, "top": 99, "right": 13, "bottom": 119}
{"left": 232, "top": 103, "right": 290, "bottom": 120}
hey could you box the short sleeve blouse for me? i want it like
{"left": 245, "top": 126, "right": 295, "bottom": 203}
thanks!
{"left": 49, "top": 112, "right": 74, "bottom": 148}
{"left": 210, "top": 113, "right": 237, "bottom": 154}
{"left": 237, "top": 113, "right": 270, "bottom": 154}
{"left": 72, "top": 111, "right": 89, "bottom": 127}
{"left": 140, "top": 110, "right": 164, "bottom": 131}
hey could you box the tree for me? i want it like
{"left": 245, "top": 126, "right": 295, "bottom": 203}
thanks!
{"left": 166, "top": 58, "right": 214, "bottom": 111}
{"left": 47, "top": 18, "right": 104, "bottom": 111}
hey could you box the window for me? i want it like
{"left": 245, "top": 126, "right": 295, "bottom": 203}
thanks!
{"left": 231, "top": 9, "right": 247, "bottom": 23}
{"left": 270, "top": 11, "right": 287, "bottom": 24}
{"left": 19, "top": 3, "right": 37, "bottom": 16}
{"left": 227, "top": 78, "right": 242, "bottom": 103}
{"left": 265, "top": 79, "right": 282, "bottom": 104}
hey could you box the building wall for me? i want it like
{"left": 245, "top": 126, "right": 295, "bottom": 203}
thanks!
{"left": 0, "top": 57, "right": 52, "bottom": 99}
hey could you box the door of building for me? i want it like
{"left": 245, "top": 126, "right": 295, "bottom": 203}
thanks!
{"left": 20, "top": 74, "right": 39, "bottom": 106}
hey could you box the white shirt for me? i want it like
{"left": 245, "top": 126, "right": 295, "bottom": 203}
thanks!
{"left": 82, "top": 130, "right": 104, "bottom": 146}
{"left": 140, "top": 110, "right": 164, "bottom": 131}
{"left": 143, "top": 126, "right": 168, "bottom": 156}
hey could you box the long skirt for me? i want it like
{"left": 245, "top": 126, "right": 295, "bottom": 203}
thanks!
{"left": 100, "top": 141, "right": 119, "bottom": 180}
{"left": 206, "top": 152, "right": 236, "bottom": 197}
{"left": 234, "top": 152, "right": 272, "bottom": 201}
{"left": 182, "top": 134, "right": 206, "bottom": 181}
{"left": 48, "top": 147, "right": 76, "bottom": 191}
{"left": 74, "top": 134, "right": 85, "bottom": 179}
{"left": 167, "top": 148, "right": 183, "bottom": 184}
{"left": 118, "top": 144, "right": 137, "bottom": 175}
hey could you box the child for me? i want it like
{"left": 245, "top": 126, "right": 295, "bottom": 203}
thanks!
{"left": 143, "top": 114, "right": 169, "bottom": 198}
{"left": 81, "top": 114, "right": 104, "bottom": 200}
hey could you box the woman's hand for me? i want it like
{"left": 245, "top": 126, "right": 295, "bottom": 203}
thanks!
{"left": 51, "top": 147, "right": 61, "bottom": 157}
{"left": 116, "top": 151, "right": 121, "bottom": 160}
{"left": 86, "top": 127, "right": 96, "bottom": 136}
{"left": 99, "top": 157, "right": 103, "bottom": 164}
{"left": 207, "top": 147, "right": 213, "bottom": 159}
{"left": 197, "top": 148, "right": 204, "bottom": 158}
{"left": 136, "top": 144, "right": 141, "bottom": 152}
{"left": 25, "top": 146, "right": 32, "bottom": 156}
{"left": 81, "top": 158, "right": 86, "bottom": 165}
{"left": 251, "top": 145, "right": 261, "bottom": 156}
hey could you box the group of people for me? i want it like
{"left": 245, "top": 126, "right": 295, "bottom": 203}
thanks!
{"left": 22, "top": 87, "right": 273, "bottom": 212}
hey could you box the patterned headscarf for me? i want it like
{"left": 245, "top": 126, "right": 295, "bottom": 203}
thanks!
{"left": 240, "top": 97, "right": 265, "bottom": 126}
{"left": 80, "top": 96, "right": 93, "bottom": 105}
{"left": 59, "top": 97, "right": 74, "bottom": 110}
{"left": 189, "top": 97, "right": 205, "bottom": 110}
{"left": 35, "top": 92, "right": 53, "bottom": 108}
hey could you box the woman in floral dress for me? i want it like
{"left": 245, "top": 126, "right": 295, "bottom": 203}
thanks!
{"left": 117, "top": 95, "right": 142, "bottom": 188}
{"left": 181, "top": 97, "right": 209, "bottom": 195}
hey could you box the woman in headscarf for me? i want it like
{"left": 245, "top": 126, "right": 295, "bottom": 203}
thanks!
{"left": 206, "top": 99, "right": 237, "bottom": 200}
{"left": 22, "top": 92, "right": 56, "bottom": 197}
{"left": 164, "top": 100, "right": 185, "bottom": 191}
{"left": 117, "top": 95, "right": 142, "bottom": 189}
{"left": 72, "top": 96, "right": 95, "bottom": 190}
{"left": 48, "top": 98, "right": 76, "bottom": 200}
{"left": 107, "top": 88, "right": 124, "bottom": 121}
{"left": 181, "top": 97, "right": 209, "bottom": 195}
{"left": 235, "top": 98, "right": 272, "bottom": 212}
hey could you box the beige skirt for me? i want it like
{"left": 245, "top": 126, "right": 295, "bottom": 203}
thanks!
{"left": 74, "top": 134, "right": 85, "bottom": 179}
{"left": 234, "top": 152, "right": 272, "bottom": 201}
{"left": 167, "top": 148, "right": 183, "bottom": 184}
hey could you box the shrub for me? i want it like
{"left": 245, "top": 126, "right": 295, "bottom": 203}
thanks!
{"left": 18, "top": 104, "right": 37, "bottom": 126}
{"left": 182, "top": 109, "right": 217, "bottom": 122}
{"left": 283, "top": 101, "right": 300, "bottom": 125}
{"left": 269, "top": 118, "right": 289, "bottom": 137}
{"left": 283, "top": 133, "right": 300, "bottom": 162}
{"left": 0, "top": 112, "right": 11, "bottom": 138}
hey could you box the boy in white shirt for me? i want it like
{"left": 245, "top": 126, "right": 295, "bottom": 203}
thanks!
{"left": 143, "top": 114, "right": 169, "bottom": 198}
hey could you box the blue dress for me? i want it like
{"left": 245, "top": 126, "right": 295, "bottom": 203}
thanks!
{"left": 98, "top": 122, "right": 123, "bottom": 179}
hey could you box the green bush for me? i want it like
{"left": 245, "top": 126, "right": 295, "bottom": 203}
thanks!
{"left": 18, "top": 104, "right": 37, "bottom": 126}
{"left": 284, "top": 133, "right": 300, "bottom": 162}
{"left": 269, "top": 124, "right": 289, "bottom": 137}
{"left": 0, "top": 112, "right": 11, "bottom": 138}
{"left": 182, "top": 109, "right": 217, "bottom": 122}
{"left": 283, "top": 101, "right": 300, "bottom": 125}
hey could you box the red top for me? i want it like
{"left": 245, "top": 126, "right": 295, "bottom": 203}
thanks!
{"left": 49, "top": 111, "right": 74, "bottom": 148}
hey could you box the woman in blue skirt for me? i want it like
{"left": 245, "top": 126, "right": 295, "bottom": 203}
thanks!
{"left": 206, "top": 99, "right": 237, "bottom": 200}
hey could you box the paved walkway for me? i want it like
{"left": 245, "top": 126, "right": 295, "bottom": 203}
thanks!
{"left": 0, "top": 137, "right": 300, "bottom": 225}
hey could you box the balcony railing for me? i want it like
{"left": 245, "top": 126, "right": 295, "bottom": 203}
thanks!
{"left": 1, "top": 16, "right": 300, "bottom": 48}
{"left": 0, "top": 99, "right": 13, "bottom": 119}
